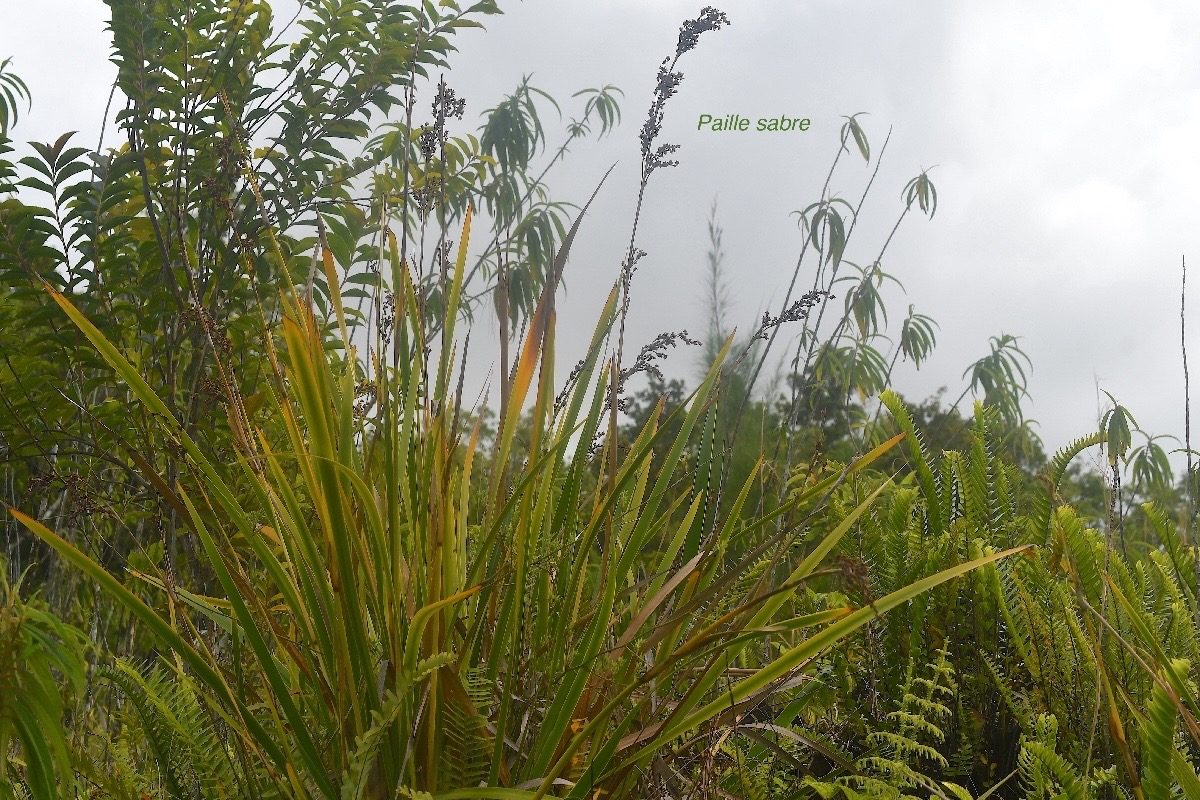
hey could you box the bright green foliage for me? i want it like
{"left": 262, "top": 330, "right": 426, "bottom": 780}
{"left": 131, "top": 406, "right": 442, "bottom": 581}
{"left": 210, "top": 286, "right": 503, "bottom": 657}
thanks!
{"left": 3, "top": 0, "right": 512, "bottom": 602}
{"left": 903, "top": 169, "right": 938, "bottom": 219}
{"left": 1017, "top": 715, "right": 1089, "bottom": 800}
{"left": 957, "top": 334, "right": 1033, "bottom": 428}
{"left": 728, "top": 387, "right": 1200, "bottom": 800}
{"left": 897, "top": 304, "right": 938, "bottom": 369}
{"left": 7, "top": 3, "right": 1200, "bottom": 800}
{"left": 805, "top": 648, "right": 965, "bottom": 800}
{"left": 96, "top": 659, "right": 242, "bottom": 798}
{"left": 0, "top": 60, "right": 29, "bottom": 137}
{"left": 0, "top": 0, "right": 618, "bottom": 649}
{"left": 0, "top": 576, "right": 87, "bottom": 800}
{"left": 9, "top": 212, "right": 1021, "bottom": 797}
{"left": 1141, "top": 665, "right": 1183, "bottom": 800}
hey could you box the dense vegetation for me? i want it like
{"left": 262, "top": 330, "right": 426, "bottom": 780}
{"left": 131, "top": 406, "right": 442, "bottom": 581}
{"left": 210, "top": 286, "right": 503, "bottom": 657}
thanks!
{"left": 3, "top": 3, "right": 1200, "bottom": 799}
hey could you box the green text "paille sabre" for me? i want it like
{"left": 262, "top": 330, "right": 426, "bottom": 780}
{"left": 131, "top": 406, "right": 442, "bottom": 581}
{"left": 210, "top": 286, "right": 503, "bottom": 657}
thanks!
{"left": 697, "top": 114, "right": 811, "bottom": 132}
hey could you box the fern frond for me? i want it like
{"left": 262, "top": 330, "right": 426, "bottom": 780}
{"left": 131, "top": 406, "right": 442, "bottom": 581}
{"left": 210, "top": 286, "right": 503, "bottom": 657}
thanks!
{"left": 341, "top": 688, "right": 408, "bottom": 800}
{"left": 942, "top": 452, "right": 966, "bottom": 529}
{"left": 1032, "top": 432, "right": 1102, "bottom": 543}
{"left": 439, "top": 668, "right": 492, "bottom": 790}
{"left": 1061, "top": 510, "right": 1104, "bottom": 604}
{"left": 1141, "top": 661, "right": 1185, "bottom": 800}
{"left": 1143, "top": 502, "right": 1198, "bottom": 610}
{"left": 1172, "top": 750, "right": 1200, "bottom": 800}
{"left": 101, "top": 658, "right": 241, "bottom": 799}
{"left": 1017, "top": 715, "right": 1087, "bottom": 800}
{"left": 880, "top": 390, "right": 943, "bottom": 537}
{"left": 964, "top": 404, "right": 996, "bottom": 535}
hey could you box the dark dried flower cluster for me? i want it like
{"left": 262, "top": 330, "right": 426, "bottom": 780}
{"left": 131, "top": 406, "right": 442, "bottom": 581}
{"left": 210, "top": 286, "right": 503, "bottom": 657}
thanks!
{"left": 352, "top": 381, "right": 378, "bottom": 420}
{"left": 197, "top": 376, "right": 224, "bottom": 400}
{"left": 639, "top": 61, "right": 684, "bottom": 176}
{"left": 413, "top": 176, "right": 443, "bottom": 218}
{"left": 437, "top": 239, "right": 454, "bottom": 273}
{"left": 380, "top": 290, "right": 396, "bottom": 344}
{"left": 27, "top": 472, "right": 109, "bottom": 519}
{"left": 599, "top": 328, "right": 704, "bottom": 416}
{"left": 432, "top": 83, "right": 466, "bottom": 123}
{"left": 638, "top": 8, "right": 729, "bottom": 178}
{"left": 836, "top": 553, "right": 878, "bottom": 614}
{"left": 645, "top": 141, "right": 681, "bottom": 175}
{"left": 418, "top": 82, "right": 466, "bottom": 162}
{"left": 63, "top": 473, "right": 104, "bottom": 517}
{"left": 587, "top": 435, "right": 605, "bottom": 461}
{"left": 676, "top": 7, "right": 730, "bottom": 57}
{"left": 621, "top": 248, "right": 648, "bottom": 285}
{"left": 751, "top": 290, "right": 832, "bottom": 342}
{"left": 181, "top": 303, "right": 232, "bottom": 355}
{"left": 554, "top": 356, "right": 588, "bottom": 415}
{"left": 620, "top": 329, "right": 703, "bottom": 384}
{"left": 417, "top": 126, "right": 440, "bottom": 161}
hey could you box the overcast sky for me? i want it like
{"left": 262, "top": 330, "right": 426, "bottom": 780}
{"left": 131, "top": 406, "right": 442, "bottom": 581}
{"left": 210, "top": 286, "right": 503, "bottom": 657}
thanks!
{"left": 6, "top": 1, "right": 1200, "bottom": 472}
